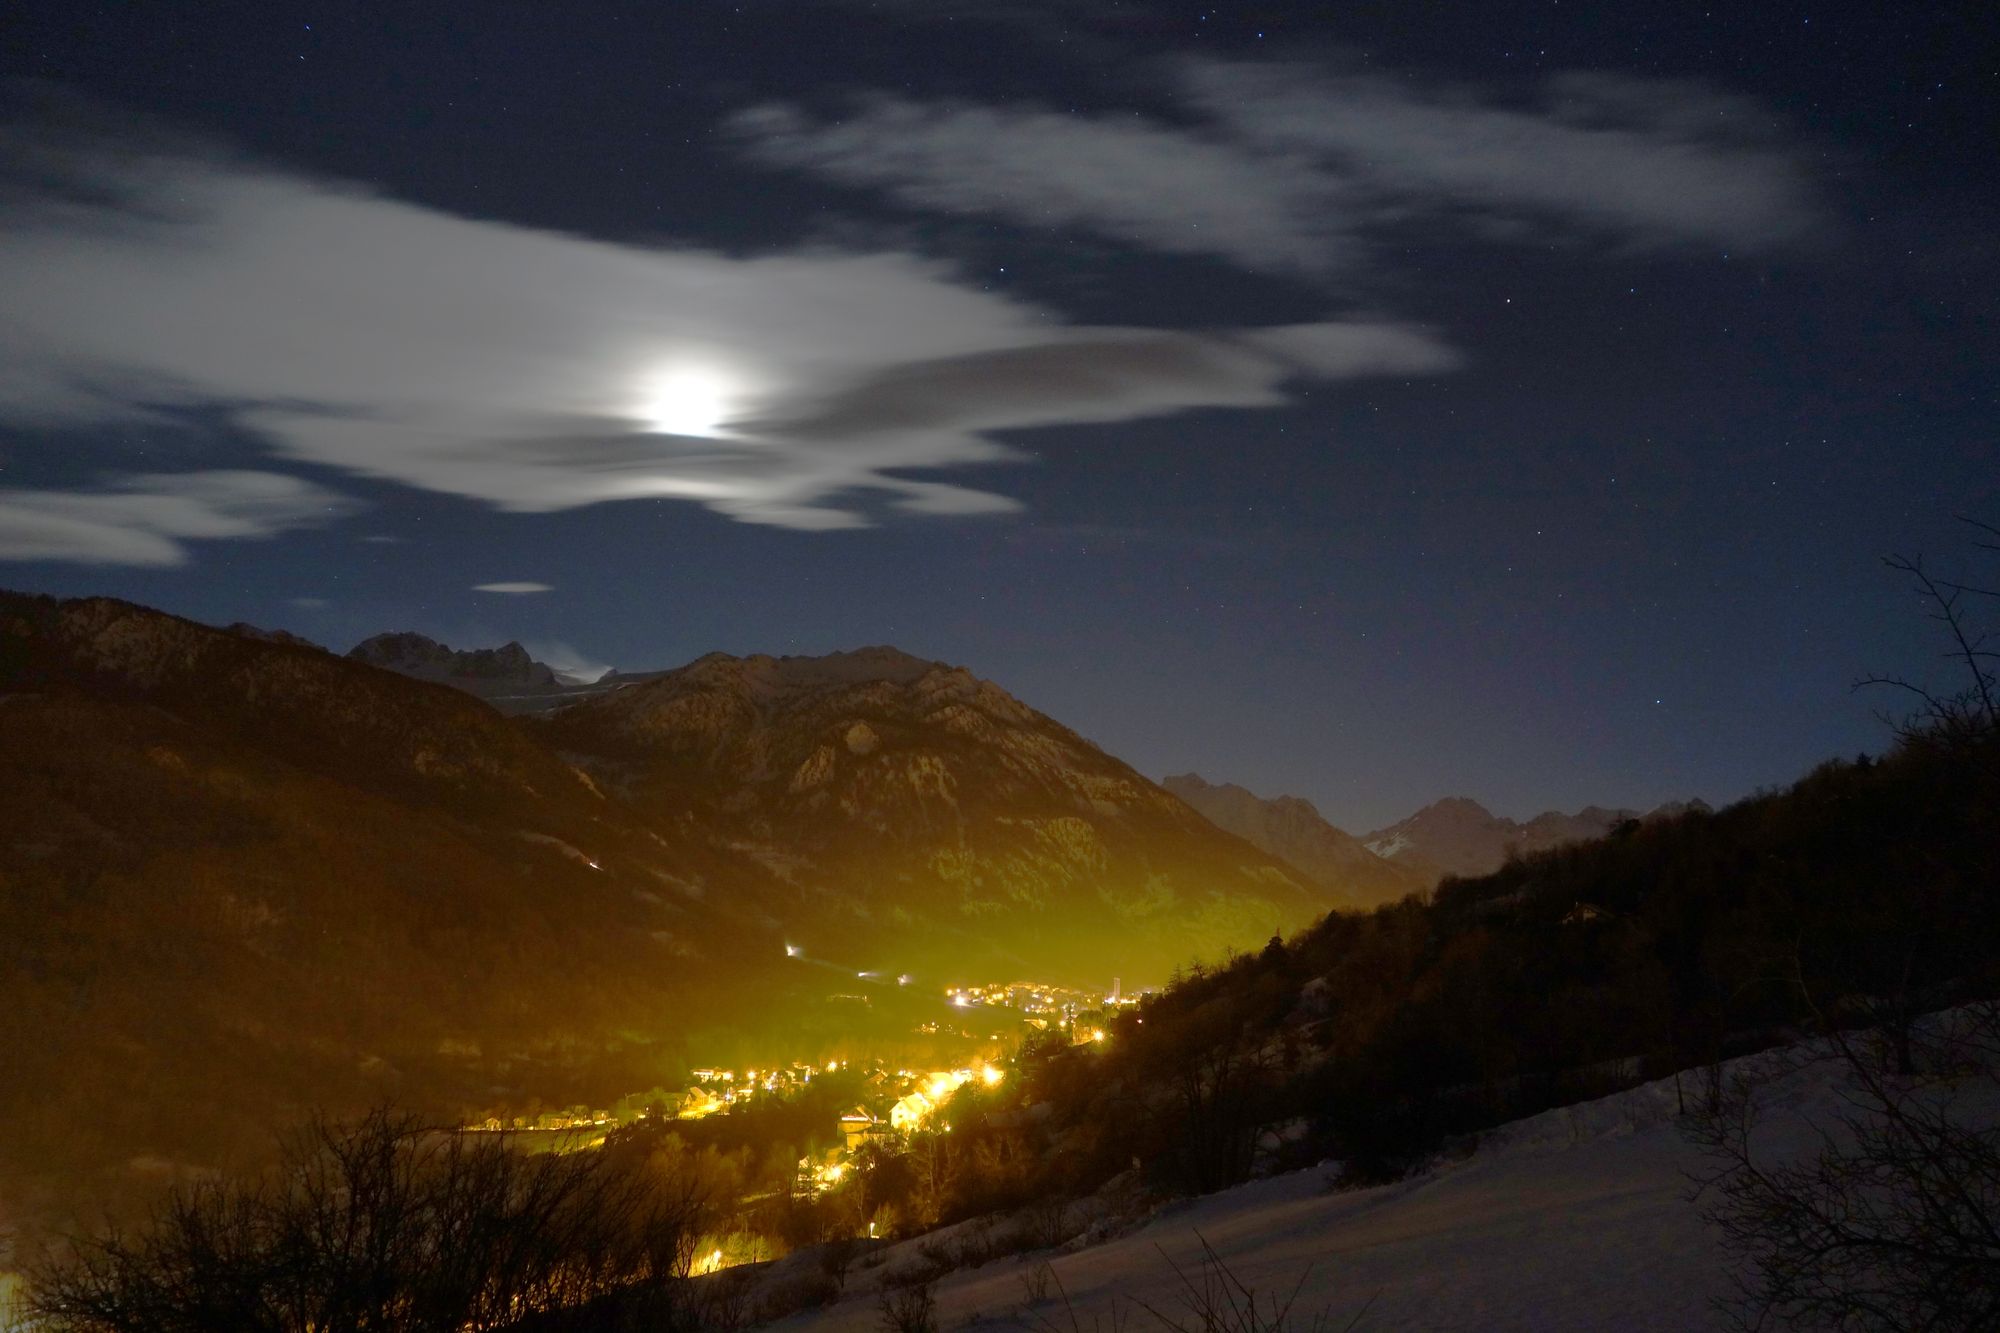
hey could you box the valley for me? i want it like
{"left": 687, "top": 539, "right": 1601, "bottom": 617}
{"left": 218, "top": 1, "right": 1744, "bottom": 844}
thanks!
{"left": 3, "top": 591, "right": 1993, "bottom": 1332}
{"left": 2, "top": 13, "right": 1989, "bottom": 1326}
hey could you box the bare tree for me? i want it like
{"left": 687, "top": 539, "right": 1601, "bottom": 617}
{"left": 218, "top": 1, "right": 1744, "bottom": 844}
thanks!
{"left": 28, "top": 1107, "right": 715, "bottom": 1333}
{"left": 1688, "top": 1004, "right": 2000, "bottom": 1331}
{"left": 1686, "top": 524, "right": 2000, "bottom": 1328}
{"left": 1857, "top": 518, "right": 1999, "bottom": 750}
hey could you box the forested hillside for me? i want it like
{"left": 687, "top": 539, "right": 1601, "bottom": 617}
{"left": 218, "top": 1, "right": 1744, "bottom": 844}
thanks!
{"left": 924, "top": 724, "right": 2000, "bottom": 1217}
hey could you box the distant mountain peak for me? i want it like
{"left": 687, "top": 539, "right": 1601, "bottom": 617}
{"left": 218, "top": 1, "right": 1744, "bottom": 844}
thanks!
{"left": 540, "top": 666, "right": 1329, "bottom": 973}
{"left": 1401, "top": 796, "right": 1499, "bottom": 823}
{"left": 224, "top": 622, "right": 324, "bottom": 652}
{"left": 680, "top": 645, "right": 951, "bottom": 693}
{"left": 1366, "top": 794, "right": 1707, "bottom": 883}
{"left": 1162, "top": 772, "right": 1423, "bottom": 909}
{"left": 348, "top": 631, "right": 559, "bottom": 694}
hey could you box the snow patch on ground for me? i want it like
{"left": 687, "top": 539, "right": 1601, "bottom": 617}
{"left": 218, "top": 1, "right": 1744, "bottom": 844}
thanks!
{"left": 768, "top": 1040, "right": 1935, "bottom": 1331}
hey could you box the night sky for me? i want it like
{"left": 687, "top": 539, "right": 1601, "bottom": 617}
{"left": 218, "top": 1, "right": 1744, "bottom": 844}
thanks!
{"left": 0, "top": 2, "right": 1992, "bottom": 831}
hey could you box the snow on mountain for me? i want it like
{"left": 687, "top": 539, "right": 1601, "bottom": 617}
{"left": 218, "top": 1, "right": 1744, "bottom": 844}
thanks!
{"left": 348, "top": 630, "right": 560, "bottom": 693}
{"left": 1364, "top": 796, "right": 1710, "bottom": 883}
{"left": 1162, "top": 772, "right": 1425, "bottom": 909}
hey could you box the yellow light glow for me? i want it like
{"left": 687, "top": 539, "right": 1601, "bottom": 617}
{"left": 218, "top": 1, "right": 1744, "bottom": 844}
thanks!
{"left": 980, "top": 1065, "right": 1003, "bottom": 1087}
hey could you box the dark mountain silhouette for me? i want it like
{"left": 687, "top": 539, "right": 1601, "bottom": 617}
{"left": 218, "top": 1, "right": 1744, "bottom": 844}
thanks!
{"left": 349, "top": 629, "right": 563, "bottom": 693}
{"left": 224, "top": 622, "right": 324, "bottom": 651}
{"left": 537, "top": 647, "right": 1330, "bottom": 978}
{"left": 1364, "top": 795, "right": 1712, "bottom": 883}
{"left": 0, "top": 592, "right": 1327, "bottom": 1239}
{"left": 1161, "top": 773, "right": 1424, "bottom": 907}
{"left": 0, "top": 591, "right": 820, "bottom": 1233}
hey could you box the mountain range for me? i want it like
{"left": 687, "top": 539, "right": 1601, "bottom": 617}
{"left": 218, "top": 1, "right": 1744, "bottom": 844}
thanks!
{"left": 1160, "top": 774, "right": 1423, "bottom": 906}
{"left": 0, "top": 591, "right": 1337, "bottom": 1235}
{"left": 342, "top": 630, "right": 670, "bottom": 712}
{"left": 310, "top": 626, "right": 1703, "bottom": 900}
{"left": 1165, "top": 773, "right": 1708, "bottom": 889}
{"left": 1363, "top": 794, "right": 1711, "bottom": 882}
{"left": 0, "top": 591, "right": 1711, "bottom": 1242}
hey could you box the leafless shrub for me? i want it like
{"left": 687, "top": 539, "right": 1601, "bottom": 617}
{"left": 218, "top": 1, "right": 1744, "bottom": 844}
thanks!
{"left": 820, "top": 1235, "right": 862, "bottom": 1293}
{"left": 1013, "top": 1237, "right": 1349, "bottom": 1333}
{"left": 1011, "top": 1261, "right": 1132, "bottom": 1333}
{"left": 1857, "top": 525, "right": 1999, "bottom": 752}
{"left": 692, "top": 1266, "right": 756, "bottom": 1331}
{"left": 879, "top": 1275, "right": 938, "bottom": 1333}
{"left": 1025, "top": 1196, "right": 1077, "bottom": 1250}
{"left": 27, "top": 1107, "right": 717, "bottom": 1332}
{"left": 1134, "top": 1233, "right": 1362, "bottom": 1333}
{"left": 754, "top": 1269, "right": 840, "bottom": 1321}
{"left": 1688, "top": 1004, "right": 2000, "bottom": 1331}
{"left": 1018, "top": 1256, "right": 1056, "bottom": 1305}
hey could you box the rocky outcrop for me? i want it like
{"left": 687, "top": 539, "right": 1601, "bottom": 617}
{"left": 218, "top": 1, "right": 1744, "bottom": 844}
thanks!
{"left": 540, "top": 648, "right": 1329, "bottom": 976}
{"left": 348, "top": 631, "right": 561, "bottom": 694}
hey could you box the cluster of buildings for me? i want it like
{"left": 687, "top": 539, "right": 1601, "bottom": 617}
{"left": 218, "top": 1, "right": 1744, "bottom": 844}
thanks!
{"left": 466, "top": 1107, "right": 616, "bottom": 1134}
{"left": 943, "top": 977, "right": 1138, "bottom": 1035}
{"left": 681, "top": 1061, "right": 844, "bottom": 1116}
{"left": 460, "top": 977, "right": 1141, "bottom": 1145}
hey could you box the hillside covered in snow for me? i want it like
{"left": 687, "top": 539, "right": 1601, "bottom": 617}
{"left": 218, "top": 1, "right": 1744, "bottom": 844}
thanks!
{"left": 765, "top": 1028, "right": 1999, "bottom": 1330}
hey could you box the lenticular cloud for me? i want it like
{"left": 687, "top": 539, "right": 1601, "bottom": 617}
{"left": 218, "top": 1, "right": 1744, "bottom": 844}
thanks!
{"left": 0, "top": 129, "right": 1458, "bottom": 563}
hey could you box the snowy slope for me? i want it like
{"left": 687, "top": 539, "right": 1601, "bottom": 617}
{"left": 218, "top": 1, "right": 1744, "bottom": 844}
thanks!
{"left": 766, "top": 1039, "right": 1979, "bottom": 1331}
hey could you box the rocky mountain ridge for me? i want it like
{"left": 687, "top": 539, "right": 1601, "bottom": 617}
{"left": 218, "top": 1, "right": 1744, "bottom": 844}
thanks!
{"left": 1161, "top": 773, "right": 1424, "bottom": 908}
{"left": 0, "top": 590, "right": 1337, "bottom": 1238}
{"left": 331, "top": 623, "right": 1707, "bottom": 899}
{"left": 1364, "top": 794, "right": 1712, "bottom": 882}
{"left": 349, "top": 629, "right": 563, "bottom": 691}
{"left": 343, "top": 630, "right": 674, "bottom": 712}
{"left": 538, "top": 648, "right": 1331, "bottom": 972}
{"left": 1164, "top": 775, "right": 1712, "bottom": 891}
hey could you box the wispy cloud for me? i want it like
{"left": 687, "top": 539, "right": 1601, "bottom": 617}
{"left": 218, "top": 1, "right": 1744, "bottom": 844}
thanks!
{"left": 0, "top": 117, "right": 1459, "bottom": 561}
{"left": 732, "top": 59, "right": 1824, "bottom": 273}
{"left": 1188, "top": 64, "right": 1819, "bottom": 251}
{"left": 730, "top": 100, "right": 1341, "bottom": 271}
{"left": 0, "top": 470, "right": 355, "bottom": 566}
{"left": 473, "top": 582, "right": 553, "bottom": 594}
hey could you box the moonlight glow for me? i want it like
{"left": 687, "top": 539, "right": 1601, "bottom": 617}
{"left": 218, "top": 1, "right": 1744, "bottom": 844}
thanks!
{"left": 638, "top": 365, "right": 738, "bottom": 437}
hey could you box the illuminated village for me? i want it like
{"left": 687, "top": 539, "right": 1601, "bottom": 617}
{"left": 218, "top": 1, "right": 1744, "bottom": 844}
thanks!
{"left": 461, "top": 977, "right": 1136, "bottom": 1146}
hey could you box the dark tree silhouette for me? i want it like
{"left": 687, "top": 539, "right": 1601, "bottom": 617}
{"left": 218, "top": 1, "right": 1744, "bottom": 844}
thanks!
{"left": 28, "top": 1108, "right": 727, "bottom": 1333}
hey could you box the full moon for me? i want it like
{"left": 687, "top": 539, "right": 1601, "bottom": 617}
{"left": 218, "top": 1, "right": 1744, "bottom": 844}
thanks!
{"left": 639, "top": 366, "right": 736, "bottom": 437}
